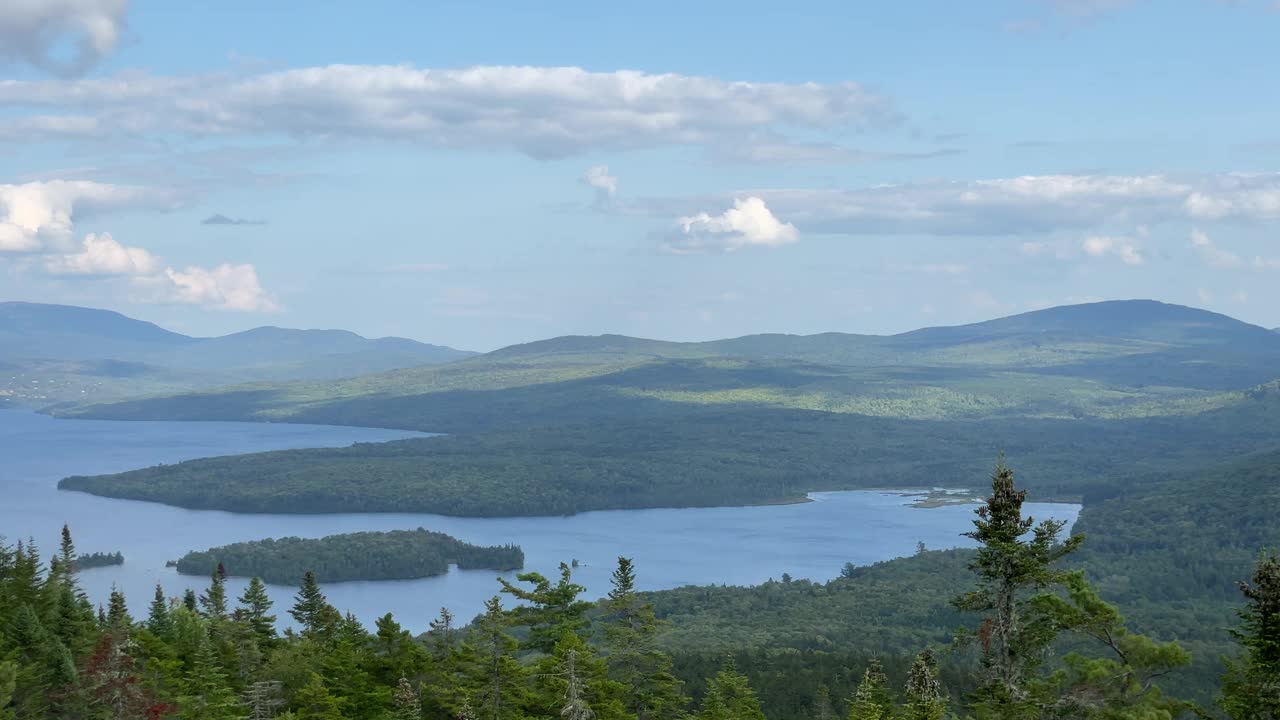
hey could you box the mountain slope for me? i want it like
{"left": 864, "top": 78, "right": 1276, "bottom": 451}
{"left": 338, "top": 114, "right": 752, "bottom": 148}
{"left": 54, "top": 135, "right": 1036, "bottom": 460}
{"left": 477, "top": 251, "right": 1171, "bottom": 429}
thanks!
{"left": 0, "top": 301, "right": 474, "bottom": 406}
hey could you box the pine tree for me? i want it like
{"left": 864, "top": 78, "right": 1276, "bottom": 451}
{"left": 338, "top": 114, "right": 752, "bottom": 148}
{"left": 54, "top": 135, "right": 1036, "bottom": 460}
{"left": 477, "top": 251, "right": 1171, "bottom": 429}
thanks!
{"left": 902, "top": 651, "right": 945, "bottom": 720}
{"left": 696, "top": 662, "right": 766, "bottom": 720}
{"left": 392, "top": 676, "right": 422, "bottom": 720}
{"left": 953, "top": 460, "right": 1082, "bottom": 718}
{"left": 237, "top": 577, "right": 277, "bottom": 647}
{"left": 847, "top": 660, "right": 893, "bottom": 720}
{"left": 183, "top": 589, "right": 198, "bottom": 612}
{"left": 603, "top": 557, "right": 686, "bottom": 720}
{"left": 147, "top": 583, "right": 173, "bottom": 638}
{"left": 200, "top": 563, "right": 229, "bottom": 620}
{"left": 1221, "top": 550, "right": 1280, "bottom": 720}
{"left": 429, "top": 607, "right": 457, "bottom": 659}
{"left": 498, "top": 562, "right": 591, "bottom": 653}
{"left": 1047, "top": 572, "right": 1191, "bottom": 718}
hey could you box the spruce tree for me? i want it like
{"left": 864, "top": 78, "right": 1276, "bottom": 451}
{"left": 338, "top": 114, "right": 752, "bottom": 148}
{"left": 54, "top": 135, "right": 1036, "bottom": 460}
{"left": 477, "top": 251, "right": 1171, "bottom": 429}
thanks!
{"left": 392, "top": 676, "right": 422, "bottom": 720}
{"left": 199, "top": 563, "right": 229, "bottom": 620}
{"left": 106, "top": 586, "right": 131, "bottom": 633}
{"left": 847, "top": 659, "right": 893, "bottom": 720}
{"left": 902, "top": 650, "right": 945, "bottom": 720}
{"left": 1221, "top": 550, "right": 1280, "bottom": 720}
{"left": 177, "top": 634, "right": 244, "bottom": 720}
{"left": 696, "top": 662, "right": 766, "bottom": 720}
{"left": 603, "top": 557, "right": 685, "bottom": 720}
{"left": 463, "top": 596, "right": 526, "bottom": 720}
{"left": 147, "top": 583, "right": 173, "bottom": 638}
{"left": 953, "top": 460, "right": 1082, "bottom": 718}
{"left": 182, "top": 589, "right": 198, "bottom": 612}
{"left": 293, "top": 671, "right": 346, "bottom": 720}
{"left": 498, "top": 562, "right": 591, "bottom": 653}
{"left": 290, "top": 571, "right": 335, "bottom": 638}
{"left": 237, "top": 577, "right": 277, "bottom": 646}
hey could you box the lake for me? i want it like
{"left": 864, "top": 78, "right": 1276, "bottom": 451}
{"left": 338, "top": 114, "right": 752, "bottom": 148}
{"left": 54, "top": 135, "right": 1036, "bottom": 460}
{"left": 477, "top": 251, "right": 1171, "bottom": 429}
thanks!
{"left": 0, "top": 408, "right": 1080, "bottom": 631}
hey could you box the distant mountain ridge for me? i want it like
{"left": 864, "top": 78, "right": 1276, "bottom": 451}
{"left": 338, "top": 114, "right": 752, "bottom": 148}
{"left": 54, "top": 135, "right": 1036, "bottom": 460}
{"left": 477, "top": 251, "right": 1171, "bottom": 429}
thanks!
{"left": 0, "top": 301, "right": 475, "bottom": 406}
{"left": 486, "top": 300, "right": 1280, "bottom": 366}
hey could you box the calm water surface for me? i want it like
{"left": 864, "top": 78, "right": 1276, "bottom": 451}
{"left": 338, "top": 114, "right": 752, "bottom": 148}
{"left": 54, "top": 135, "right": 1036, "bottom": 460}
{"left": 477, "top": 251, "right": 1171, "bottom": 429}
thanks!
{"left": 0, "top": 409, "right": 1080, "bottom": 630}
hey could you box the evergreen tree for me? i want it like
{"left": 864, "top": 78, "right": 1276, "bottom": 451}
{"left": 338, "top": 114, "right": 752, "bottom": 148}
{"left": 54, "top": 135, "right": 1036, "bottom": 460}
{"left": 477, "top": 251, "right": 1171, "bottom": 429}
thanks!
{"left": 290, "top": 571, "right": 336, "bottom": 639}
{"left": 1221, "top": 551, "right": 1280, "bottom": 720}
{"left": 953, "top": 460, "right": 1082, "bottom": 719}
{"left": 902, "top": 650, "right": 945, "bottom": 720}
{"left": 106, "top": 586, "right": 131, "bottom": 633}
{"left": 238, "top": 577, "right": 277, "bottom": 646}
{"left": 182, "top": 589, "right": 198, "bottom": 612}
{"left": 177, "top": 634, "right": 245, "bottom": 720}
{"left": 696, "top": 661, "right": 766, "bottom": 720}
{"left": 814, "top": 686, "right": 836, "bottom": 720}
{"left": 533, "top": 632, "right": 629, "bottom": 720}
{"left": 463, "top": 596, "right": 526, "bottom": 720}
{"left": 392, "top": 676, "right": 422, "bottom": 720}
{"left": 200, "top": 563, "right": 230, "bottom": 620}
{"left": 0, "top": 660, "right": 15, "bottom": 720}
{"left": 147, "top": 583, "right": 173, "bottom": 638}
{"left": 603, "top": 557, "right": 686, "bottom": 720}
{"left": 498, "top": 562, "right": 591, "bottom": 653}
{"left": 847, "top": 660, "right": 894, "bottom": 720}
{"left": 292, "top": 671, "right": 345, "bottom": 720}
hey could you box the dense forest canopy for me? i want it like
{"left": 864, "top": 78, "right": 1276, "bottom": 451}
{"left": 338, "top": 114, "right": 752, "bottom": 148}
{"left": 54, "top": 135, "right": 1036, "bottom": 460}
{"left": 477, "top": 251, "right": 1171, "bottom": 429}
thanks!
{"left": 174, "top": 529, "right": 524, "bottom": 585}
{"left": 4, "top": 467, "right": 1278, "bottom": 719}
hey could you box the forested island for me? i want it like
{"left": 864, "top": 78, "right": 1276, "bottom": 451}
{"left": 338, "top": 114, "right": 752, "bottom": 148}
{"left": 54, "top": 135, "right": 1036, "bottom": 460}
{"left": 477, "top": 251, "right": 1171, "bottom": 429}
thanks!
{"left": 174, "top": 528, "right": 524, "bottom": 584}
{"left": 4, "top": 467, "right": 1278, "bottom": 720}
{"left": 71, "top": 551, "right": 123, "bottom": 570}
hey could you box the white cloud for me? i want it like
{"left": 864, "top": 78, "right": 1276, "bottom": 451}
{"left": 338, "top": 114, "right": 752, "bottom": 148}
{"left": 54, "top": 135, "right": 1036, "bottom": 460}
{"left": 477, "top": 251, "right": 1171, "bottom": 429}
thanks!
{"left": 0, "top": 180, "right": 166, "bottom": 252}
{"left": 666, "top": 197, "right": 799, "bottom": 254}
{"left": 153, "top": 264, "right": 278, "bottom": 312}
{"left": 1082, "top": 235, "right": 1144, "bottom": 265}
{"left": 1189, "top": 228, "right": 1243, "bottom": 268}
{"left": 637, "top": 172, "right": 1280, "bottom": 236}
{"left": 0, "top": 65, "right": 898, "bottom": 157}
{"left": 44, "top": 232, "right": 157, "bottom": 275}
{"left": 583, "top": 165, "right": 617, "bottom": 198}
{"left": 0, "top": 0, "right": 128, "bottom": 76}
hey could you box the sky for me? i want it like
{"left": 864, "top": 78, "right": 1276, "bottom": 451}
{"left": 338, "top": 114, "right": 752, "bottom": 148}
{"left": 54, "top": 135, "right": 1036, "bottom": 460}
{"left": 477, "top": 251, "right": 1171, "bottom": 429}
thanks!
{"left": 2, "top": 0, "right": 1279, "bottom": 350}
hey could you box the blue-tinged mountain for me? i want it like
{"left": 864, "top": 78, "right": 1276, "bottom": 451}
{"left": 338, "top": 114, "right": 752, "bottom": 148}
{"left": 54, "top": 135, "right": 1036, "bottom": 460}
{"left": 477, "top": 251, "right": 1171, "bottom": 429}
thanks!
{"left": 0, "top": 301, "right": 474, "bottom": 406}
{"left": 60, "top": 298, "right": 1280, "bottom": 430}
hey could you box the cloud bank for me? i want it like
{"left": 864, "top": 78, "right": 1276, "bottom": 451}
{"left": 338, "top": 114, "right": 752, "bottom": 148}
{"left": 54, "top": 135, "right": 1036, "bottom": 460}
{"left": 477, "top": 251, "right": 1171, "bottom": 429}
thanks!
{"left": 0, "top": 64, "right": 900, "bottom": 158}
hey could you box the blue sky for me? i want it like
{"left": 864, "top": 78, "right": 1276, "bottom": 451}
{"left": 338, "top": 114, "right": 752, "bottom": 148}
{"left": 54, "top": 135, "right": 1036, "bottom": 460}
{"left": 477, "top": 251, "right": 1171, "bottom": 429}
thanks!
{"left": 2, "top": 0, "right": 1279, "bottom": 350}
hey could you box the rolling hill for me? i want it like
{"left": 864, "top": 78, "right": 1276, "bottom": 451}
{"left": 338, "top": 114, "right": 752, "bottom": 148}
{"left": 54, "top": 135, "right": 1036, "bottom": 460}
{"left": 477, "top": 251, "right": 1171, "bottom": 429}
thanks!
{"left": 0, "top": 301, "right": 475, "bottom": 406}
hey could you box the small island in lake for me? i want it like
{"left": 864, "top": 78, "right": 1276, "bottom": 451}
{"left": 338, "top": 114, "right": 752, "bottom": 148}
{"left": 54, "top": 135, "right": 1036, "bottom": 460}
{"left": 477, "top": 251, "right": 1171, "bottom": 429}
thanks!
{"left": 174, "top": 528, "right": 524, "bottom": 585}
{"left": 73, "top": 551, "right": 124, "bottom": 570}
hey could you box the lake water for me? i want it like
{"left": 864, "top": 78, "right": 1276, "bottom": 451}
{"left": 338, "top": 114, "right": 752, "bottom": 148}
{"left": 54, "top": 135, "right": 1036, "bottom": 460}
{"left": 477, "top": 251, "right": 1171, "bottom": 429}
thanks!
{"left": 0, "top": 408, "right": 1081, "bottom": 631}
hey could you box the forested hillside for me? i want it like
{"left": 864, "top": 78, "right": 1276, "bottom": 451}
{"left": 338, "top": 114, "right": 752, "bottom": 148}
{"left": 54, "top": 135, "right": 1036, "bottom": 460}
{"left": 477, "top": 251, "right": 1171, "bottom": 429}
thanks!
{"left": 6, "top": 468, "right": 1279, "bottom": 720}
{"left": 175, "top": 529, "right": 524, "bottom": 584}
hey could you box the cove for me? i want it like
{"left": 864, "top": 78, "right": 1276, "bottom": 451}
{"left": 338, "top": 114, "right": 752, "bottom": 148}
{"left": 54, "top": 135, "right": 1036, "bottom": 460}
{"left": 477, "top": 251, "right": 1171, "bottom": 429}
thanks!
{"left": 0, "top": 409, "right": 1080, "bottom": 631}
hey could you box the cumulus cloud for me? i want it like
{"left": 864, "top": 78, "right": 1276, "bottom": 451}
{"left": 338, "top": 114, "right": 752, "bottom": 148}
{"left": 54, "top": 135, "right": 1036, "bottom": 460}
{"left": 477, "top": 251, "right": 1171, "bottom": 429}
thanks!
{"left": 0, "top": 0, "right": 128, "bottom": 76}
{"left": 0, "top": 180, "right": 163, "bottom": 252}
{"left": 1189, "top": 228, "right": 1243, "bottom": 268}
{"left": 153, "top": 264, "right": 278, "bottom": 312}
{"left": 582, "top": 165, "right": 618, "bottom": 209}
{"left": 1082, "top": 236, "right": 1144, "bottom": 265}
{"left": 201, "top": 213, "right": 265, "bottom": 226}
{"left": 665, "top": 197, "right": 798, "bottom": 254}
{"left": 44, "top": 232, "right": 157, "bottom": 275}
{"left": 1184, "top": 173, "right": 1280, "bottom": 221}
{"left": 0, "top": 64, "right": 899, "bottom": 157}
{"left": 635, "top": 172, "right": 1280, "bottom": 236}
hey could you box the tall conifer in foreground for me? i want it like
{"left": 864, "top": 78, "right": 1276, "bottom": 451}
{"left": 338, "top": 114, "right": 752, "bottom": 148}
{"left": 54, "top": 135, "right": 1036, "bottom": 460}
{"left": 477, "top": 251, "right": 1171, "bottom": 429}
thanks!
{"left": 1221, "top": 551, "right": 1280, "bottom": 720}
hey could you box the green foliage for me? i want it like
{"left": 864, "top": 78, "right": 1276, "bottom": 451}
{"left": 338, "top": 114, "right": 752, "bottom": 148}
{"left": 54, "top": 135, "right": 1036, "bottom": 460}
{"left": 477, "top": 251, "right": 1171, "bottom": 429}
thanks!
{"left": 696, "top": 662, "right": 767, "bottom": 720}
{"left": 499, "top": 563, "right": 592, "bottom": 654}
{"left": 1220, "top": 551, "right": 1280, "bottom": 720}
{"left": 847, "top": 660, "right": 894, "bottom": 720}
{"left": 73, "top": 551, "right": 124, "bottom": 570}
{"left": 902, "top": 650, "right": 946, "bottom": 720}
{"left": 176, "top": 528, "right": 523, "bottom": 584}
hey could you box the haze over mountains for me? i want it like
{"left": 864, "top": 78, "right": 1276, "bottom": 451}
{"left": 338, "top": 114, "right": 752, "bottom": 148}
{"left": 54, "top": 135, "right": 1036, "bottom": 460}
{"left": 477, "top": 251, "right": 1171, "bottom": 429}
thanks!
{"left": 0, "top": 301, "right": 475, "bottom": 405}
